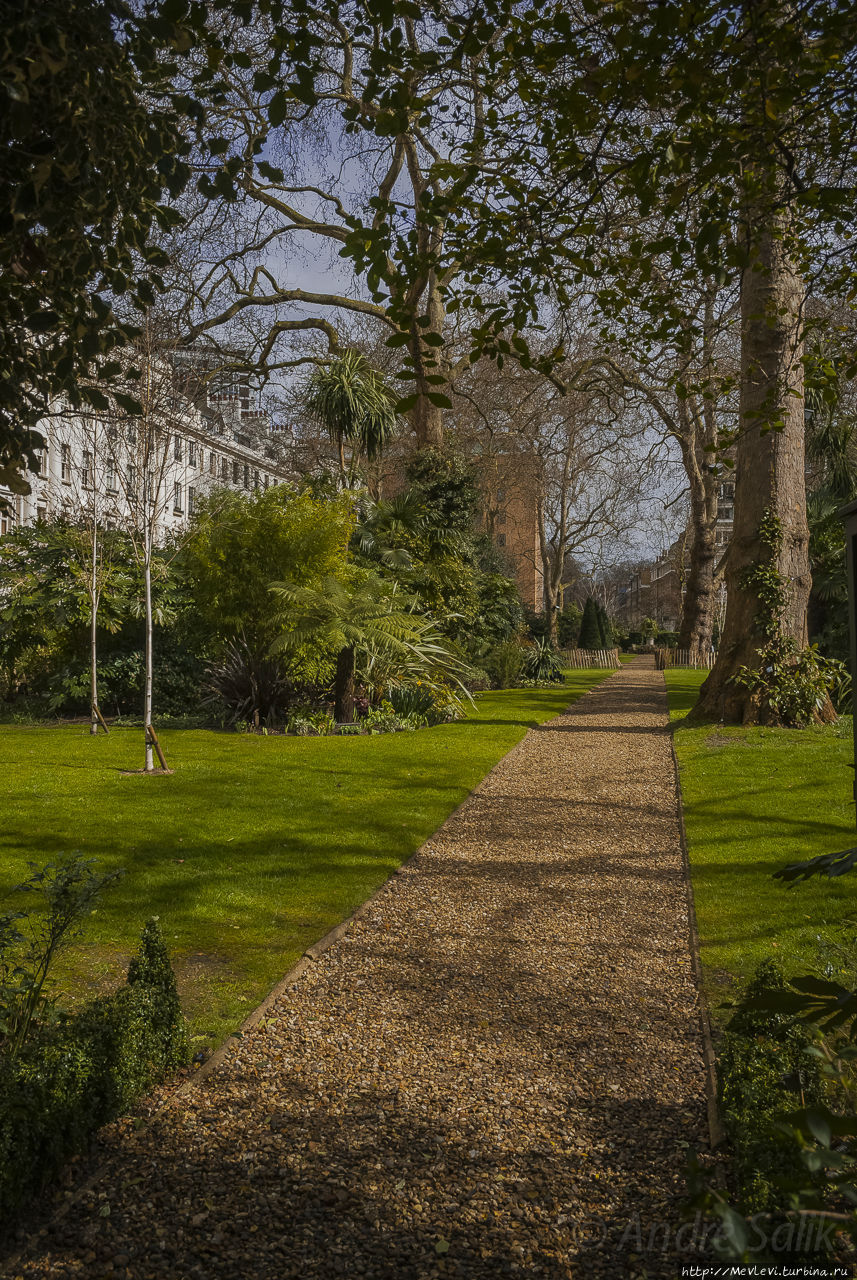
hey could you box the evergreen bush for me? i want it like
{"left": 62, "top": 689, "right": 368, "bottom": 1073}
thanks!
{"left": 0, "top": 919, "right": 187, "bottom": 1222}
{"left": 717, "top": 959, "right": 824, "bottom": 1216}
{"left": 578, "top": 597, "right": 603, "bottom": 650}
{"left": 485, "top": 640, "right": 526, "bottom": 688}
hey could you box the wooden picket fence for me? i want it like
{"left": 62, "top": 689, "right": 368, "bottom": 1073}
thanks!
{"left": 654, "top": 647, "right": 716, "bottom": 671}
{"left": 560, "top": 647, "right": 621, "bottom": 669}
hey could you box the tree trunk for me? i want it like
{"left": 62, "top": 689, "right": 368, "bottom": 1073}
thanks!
{"left": 537, "top": 490, "right": 562, "bottom": 644}
{"left": 143, "top": 537, "right": 155, "bottom": 771}
{"left": 337, "top": 432, "right": 347, "bottom": 485}
{"left": 694, "top": 217, "right": 812, "bottom": 723}
{"left": 545, "top": 582, "right": 559, "bottom": 644}
{"left": 677, "top": 471, "right": 718, "bottom": 653}
{"left": 410, "top": 389, "right": 444, "bottom": 449}
{"left": 89, "top": 521, "right": 99, "bottom": 735}
{"left": 407, "top": 277, "right": 445, "bottom": 448}
{"left": 334, "top": 645, "right": 356, "bottom": 723}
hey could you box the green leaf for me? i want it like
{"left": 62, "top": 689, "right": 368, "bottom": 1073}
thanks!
{"left": 25, "top": 310, "right": 59, "bottom": 333}
{"left": 267, "top": 91, "right": 290, "bottom": 129}
{"left": 112, "top": 392, "right": 143, "bottom": 414}
{"left": 80, "top": 386, "right": 110, "bottom": 410}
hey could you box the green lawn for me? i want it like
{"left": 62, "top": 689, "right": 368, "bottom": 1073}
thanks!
{"left": 0, "top": 671, "right": 610, "bottom": 1052}
{"left": 666, "top": 669, "right": 857, "bottom": 1019}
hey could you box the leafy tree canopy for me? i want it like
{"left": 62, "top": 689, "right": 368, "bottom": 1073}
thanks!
{"left": 178, "top": 486, "right": 354, "bottom": 650}
{"left": 1, "top": 0, "right": 323, "bottom": 497}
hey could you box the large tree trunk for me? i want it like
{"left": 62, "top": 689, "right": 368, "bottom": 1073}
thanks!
{"left": 334, "top": 645, "right": 356, "bottom": 723}
{"left": 407, "top": 276, "right": 445, "bottom": 449}
{"left": 410, "top": 387, "right": 444, "bottom": 449}
{"left": 678, "top": 469, "right": 718, "bottom": 653}
{"left": 694, "top": 218, "right": 812, "bottom": 723}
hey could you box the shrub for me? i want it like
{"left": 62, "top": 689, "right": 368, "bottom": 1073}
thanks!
{"left": 578, "top": 597, "right": 603, "bottom": 650}
{"left": 557, "top": 603, "right": 582, "bottom": 648}
{"left": 717, "top": 959, "right": 825, "bottom": 1216}
{"left": 204, "top": 636, "right": 293, "bottom": 727}
{"left": 0, "top": 919, "right": 187, "bottom": 1222}
{"left": 362, "top": 700, "right": 413, "bottom": 733}
{"left": 732, "top": 637, "right": 846, "bottom": 727}
{"left": 521, "top": 639, "right": 563, "bottom": 683}
{"left": 386, "top": 683, "right": 462, "bottom": 725}
{"left": 0, "top": 857, "right": 123, "bottom": 1056}
{"left": 287, "top": 708, "right": 335, "bottom": 736}
{"left": 485, "top": 640, "right": 526, "bottom": 689}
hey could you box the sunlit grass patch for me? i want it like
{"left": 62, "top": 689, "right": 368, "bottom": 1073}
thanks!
{"left": 0, "top": 670, "right": 611, "bottom": 1051}
{"left": 666, "top": 668, "right": 856, "bottom": 1022}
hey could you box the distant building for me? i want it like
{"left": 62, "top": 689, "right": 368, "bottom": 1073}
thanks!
{"left": 480, "top": 452, "right": 544, "bottom": 613}
{"left": 617, "top": 479, "right": 735, "bottom": 632}
{"left": 0, "top": 351, "right": 293, "bottom": 538}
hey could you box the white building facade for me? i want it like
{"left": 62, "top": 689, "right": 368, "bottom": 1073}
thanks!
{"left": 0, "top": 356, "right": 293, "bottom": 537}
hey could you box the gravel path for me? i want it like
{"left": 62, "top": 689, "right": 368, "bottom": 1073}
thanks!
{"left": 10, "top": 659, "right": 709, "bottom": 1279}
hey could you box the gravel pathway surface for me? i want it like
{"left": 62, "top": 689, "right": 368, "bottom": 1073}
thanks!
{"left": 9, "top": 659, "right": 709, "bottom": 1279}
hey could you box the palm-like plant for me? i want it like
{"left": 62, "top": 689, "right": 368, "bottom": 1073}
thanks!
{"left": 270, "top": 574, "right": 419, "bottom": 722}
{"left": 270, "top": 573, "right": 471, "bottom": 723}
{"left": 352, "top": 491, "right": 426, "bottom": 570}
{"left": 304, "top": 351, "right": 399, "bottom": 486}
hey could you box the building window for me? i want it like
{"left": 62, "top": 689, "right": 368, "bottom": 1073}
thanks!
{"left": 188, "top": 487, "right": 196, "bottom": 517}
{"left": 210, "top": 452, "right": 217, "bottom": 475}
{"left": 243, "top": 464, "right": 250, "bottom": 490}
{"left": 497, "top": 510, "right": 506, "bottom": 525}
{"left": 82, "top": 450, "right": 93, "bottom": 488}
{"left": 232, "top": 460, "right": 240, "bottom": 485}
{"left": 253, "top": 468, "right": 260, "bottom": 490}
{"left": 188, "top": 440, "right": 196, "bottom": 467}
{"left": 127, "top": 463, "right": 137, "bottom": 490}
{"left": 173, "top": 482, "right": 183, "bottom": 513}
{"left": 497, "top": 488, "right": 505, "bottom": 501}
{"left": 174, "top": 436, "right": 183, "bottom": 462}
{"left": 106, "top": 460, "right": 117, "bottom": 492}
{"left": 264, "top": 474, "right": 270, "bottom": 490}
{"left": 0, "top": 510, "right": 14, "bottom": 535}
{"left": 107, "top": 424, "right": 119, "bottom": 443}
{"left": 36, "top": 505, "right": 47, "bottom": 524}
{"left": 126, "top": 422, "right": 137, "bottom": 446}
{"left": 497, "top": 533, "right": 506, "bottom": 547}
{"left": 61, "top": 443, "right": 71, "bottom": 483}
{"left": 221, "top": 456, "right": 229, "bottom": 481}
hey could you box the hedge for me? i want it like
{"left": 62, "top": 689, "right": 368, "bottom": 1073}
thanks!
{"left": 0, "top": 919, "right": 187, "bottom": 1221}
